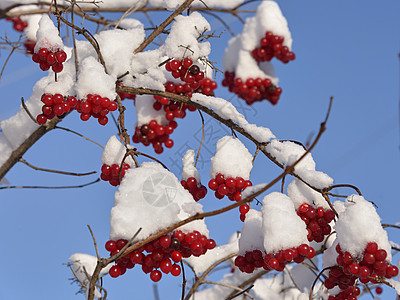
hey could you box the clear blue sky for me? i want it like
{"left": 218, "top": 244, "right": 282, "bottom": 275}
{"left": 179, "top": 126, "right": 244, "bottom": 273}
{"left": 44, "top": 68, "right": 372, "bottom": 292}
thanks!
{"left": 1, "top": 1, "right": 400, "bottom": 299}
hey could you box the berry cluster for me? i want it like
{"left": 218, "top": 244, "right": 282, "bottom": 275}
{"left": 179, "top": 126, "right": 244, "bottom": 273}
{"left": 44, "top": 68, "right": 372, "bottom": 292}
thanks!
{"left": 195, "top": 78, "right": 218, "bottom": 96}
{"left": 76, "top": 94, "right": 118, "bottom": 125}
{"left": 296, "top": 203, "right": 336, "bottom": 243}
{"left": 165, "top": 58, "right": 205, "bottom": 92}
{"left": 208, "top": 173, "right": 252, "bottom": 221}
{"left": 100, "top": 163, "right": 130, "bottom": 186}
{"left": 6, "top": 17, "right": 28, "bottom": 32}
{"left": 251, "top": 31, "right": 295, "bottom": 64}
{"left": 180, "top": 177, "right": 207, "bottom": 201}
{"left": 132, "top": 120, "right": 176, "bottom": 154}
{"left": 36, "top": 93, "right": 77, "bottom": 125}
{"left": 32, "top": 48, "right": 67, "bottom": 73}
{"left": 222, "top": 71, "right": 281, "bottom": 105}
{"left": 106, "top": 230, "right": 216, "bottom": 281}
{"left": 324, "top": 243, "right": 399, "bottom": 299}
{"left": 327, "top": 286, "right": 360, "bottom": 300}
{"left": 234, "top": 244, "right": 315, "bottom": 274}
{"left": 153, "top": 95, "right": 192, "bottom": 120}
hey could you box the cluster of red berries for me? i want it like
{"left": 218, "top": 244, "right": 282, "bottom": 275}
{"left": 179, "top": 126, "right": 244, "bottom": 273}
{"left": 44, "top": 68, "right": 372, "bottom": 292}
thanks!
{"left": 32, "top": 48, "right": 67, "bottom": 73}
{"left": 36, "top": 93, "right": 77, "bottom": 125}
{"left": 180, "top": 177, "right": 207, "bottom": 201}
{"left": 165, "top": 58, "right": 205, "bottom": 91}
{"left": 208, "top": 173, "right": 252, "bottom": 220}
{"left": 296, "top": 203, "right": 336, "bottom": 243}
{"left": 100, "top": 163, "right": 130, "bottom": 186}
{"left": 234, "top": 244, "right": 315, "bottom": 274}
{"left": 76, "top": 94, "right": 118, "bottom": 125}
{"left": 251, "top": 31, "right": 296, "bottom": 64}
{"left": 106, "top": 230, "right": 216, "bottom": 281}
{"left": 132, "top": 119, "right": 176, "bottom": 154}
{"left": 324, "top": 243, "right": 399, "bottom": 298}
{"left": 327, "top": 286, "right": 361, "bottom": 300}
{"left": 6, "top": 17, "right": 28, "bottom": 32}
{"left": 153, "top": 95, "right": 192, "bottom": 120}
{"left": 222, "top": 71, "right": 281, "bottom": 105}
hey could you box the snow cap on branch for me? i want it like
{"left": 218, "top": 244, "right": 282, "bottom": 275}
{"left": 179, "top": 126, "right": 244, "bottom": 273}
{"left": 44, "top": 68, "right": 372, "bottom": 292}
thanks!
{"left": 210, "top": 136, "right": 253, "bottom": 179}
{"left": 34, "top": 15, "right": 64, "bottom": 53}
{"left": 334, "top": 195, "right": 392, "bottom": 260}
{"left": 109, "top": 162, "right": 208, "bottom": 241}
{"left": 101, "top": 136, "right": 135, "bottom": 167}
{"left": 238, "top": 209, "right": 264, "bottom": 255}
{"left": 76, "top": 56, "right": 117, "bottom": 100}
{"left": 262, "top": 192, "right": 308, "bottom": 253}
{"left": 164, "top": 11, "right": 211, "bottom": 61}
{"left": 182, "top": 149, "right": 201, "bottom": 182}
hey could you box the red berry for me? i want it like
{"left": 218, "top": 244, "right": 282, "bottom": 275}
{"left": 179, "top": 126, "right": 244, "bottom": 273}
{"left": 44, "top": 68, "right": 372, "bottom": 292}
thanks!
{"left": 182, "top": 58, "right": 193, "bottom": 68}
{"left": 171, "top": 250, "right": 182, "bottom": 263}
{"left": 386, "top": 265, "right": 398, "bottom": 277}
{"left": 46, "top": 53, "right": 57, "bottom": 65}
{"left": 105, "top": 240, "right": 117, "bottom": 252}
{"left": 239, "top": 204, "right": 250, "bottom": 215}
{"left": 52, "top": 63, "right": 63, "bottom": 73}
{"left": 171, "top": 264, "right": 181, "bottom": 276}
{"left": 375, "top": 286, "right": 383, "bottom": 295}
{"left": 36, "top": 114, "right": 47, "bottom": 124}
{"left": 208, "top": 179, "right": 218, "bottom": 190}
{"left": 366, "top": 242, "right": 378, "bottom": 254}
{"left": 56, "top": 51, "right": 67, "bottom": 63}
{"left": 109, "top": 265, "right": 121, "bottom": 278}
{"left": 186, "top": 177, "right": 197, "bottom": 189}
{"left": 150, "top": 270, "right": 162, "bottom": 282}
{"left": 374, "top": 249, "right": 387, "bottom": 261}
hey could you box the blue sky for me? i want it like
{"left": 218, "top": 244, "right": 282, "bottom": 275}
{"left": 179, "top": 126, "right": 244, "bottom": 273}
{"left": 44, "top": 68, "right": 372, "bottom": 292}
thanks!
{"left": 1, "top": 1, "right": 400, "bottom": 299}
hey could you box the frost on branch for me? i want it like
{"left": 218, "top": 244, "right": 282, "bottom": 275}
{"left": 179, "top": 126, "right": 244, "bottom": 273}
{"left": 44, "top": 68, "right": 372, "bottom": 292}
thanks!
{"left": 266, "top": 140, "right": 334, "bottom": 189}
{"left": 69, "top": 253, "right": 111, "bottom": 298}
{"left": 109, "top": 162, "right": 208, "bottom": 241}
{"left": 192, "top": 94, "right": 275, "bottom": 143}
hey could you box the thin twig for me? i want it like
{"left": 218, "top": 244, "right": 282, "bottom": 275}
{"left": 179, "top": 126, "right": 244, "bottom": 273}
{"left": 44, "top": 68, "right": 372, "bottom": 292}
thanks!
{"left": 181, "top": 260, "right": 187, "bottom": 300}
{"left": 226, "top": 270, "right": 268, "bottom": 299}
{"left": 54, "top": 126, "right": 104, "bottom": 149}
{"left": 382, "top": 224, "right": 400, "bottom": 230}
{"left": 0, "top": 178, "right": 100, "bottom": 189}
{"left": 309, "top": 267, "right": 334, "bottom": 300}
{"left": 195, "top": 110, "right": 205, "bottom": 168}
{"left": 134, "top": 0, "right": 195, "bottom": 54}
{"left": 87, "top": 225, "right": 100, "bottom": 260}
{"left": 19, "top": 158, "right": 97, "bottom": 176}
{"left": 21, "top": 97, "right": 38, "bottom": 124}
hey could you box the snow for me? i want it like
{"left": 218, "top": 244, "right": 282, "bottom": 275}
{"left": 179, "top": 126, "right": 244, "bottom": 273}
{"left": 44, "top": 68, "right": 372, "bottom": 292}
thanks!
{"left": 130, "top": 50, "right": 166, "bottom": 90}
{"left": 76, "top": 57, "right": 117, "bottom": 100}
{"left": 192, "top": 93, "right": 276, "bottom": 143}
{"left": 181, "top": 149, "right": 201, "bottom": 182}
{"left": 101, "top": 136, "right": 135, "bottom": 167}
{"left": 134, "top": 95, "right": 168, "bottom": 127}
{"left": 262, "top": 192, "right": 308, "bottom": 253}
{"left": 209, "top": 136, "right": 253, "bottom": 179}
{"left": 238, "top": 209, "right": 264, "bottom": 256}
{"left": 334, "top": 195, "right": 392, "bottom": 260}
{"left": 163, "top": 12, "right": 211, "bottom": 61}
{"left": 109, "top": 162, "right": 208, "bottom": 241}
{"left": 266, "top": 140, "right": 333, "bottom": 189}
{"left": 96, "top": 25, "right": 145, "bottom": 78}
{"left": 241, "top": 183, "right": 268, "bottom": 200}
{"left": 34, "top": 15, "right": 64, "bottom": 53}
{"left": 69, "top": 253, "right": 111, "bottom": 298}
{"left": 287, "top": 178, "right": 331, "bottom": 210}
{"left": 186, "top": 234, "right": 239, "bottom": 274}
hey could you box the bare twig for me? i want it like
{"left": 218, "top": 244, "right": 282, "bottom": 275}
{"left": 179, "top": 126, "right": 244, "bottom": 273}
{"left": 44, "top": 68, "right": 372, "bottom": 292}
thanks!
{"left": 181, "top": 261, "right": 187, "bottom": 300}
{"left": 134, "top": 0, "right": 195, "bottom": 54}
{"left": 195, "top": 110, "right": 205, "bottom": 168}
{"left": 0, "top": 178, "right": 100, "bottom": 189}
{"left": 21, "top": 97, "right": 38, "bottom": 124}
{"left": 87, "top": 225, "right": 101, "bottom": 260}
{"left": 54, "top": 126, "right": 104, "bottom": 149}
{"left": 19, "top": 158, "right": 97, "bottom": 176}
